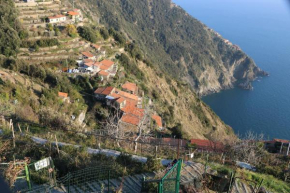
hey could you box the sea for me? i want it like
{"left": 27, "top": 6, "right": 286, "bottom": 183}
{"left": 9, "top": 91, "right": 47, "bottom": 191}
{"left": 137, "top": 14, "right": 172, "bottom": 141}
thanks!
{"left": 173, "top": 0, "right": 290, "bottom": 139}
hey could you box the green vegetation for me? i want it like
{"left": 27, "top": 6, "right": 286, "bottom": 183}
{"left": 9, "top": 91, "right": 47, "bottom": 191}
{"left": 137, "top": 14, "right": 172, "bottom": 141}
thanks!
{"left": 0, "top": 0, "right": 21, "bottom": 56}
{"left": 125, "top": 43, "right": 143, "bottom": 60}
{"left": 209, "top": 163, "right": 290, "bottom": 193}
{"left": 191, "top": 102, "right": 211, "bottom": 127}
{"left": 99, "top": 28, "right": 110, "bottom": 40}
{"left": 78, "top": 26, "right": 98, "bottom": 43}
{"left": 108, "top": 28, "right": 126, "bottom": 46}
{"left": 66, "top": 24, "right": 78, "bottom": 37}
{"left": 117, "top": 53, "right": 144, "bottom": 80}
{"left": 21, "top": 39, "right": 60, "bottom": 48}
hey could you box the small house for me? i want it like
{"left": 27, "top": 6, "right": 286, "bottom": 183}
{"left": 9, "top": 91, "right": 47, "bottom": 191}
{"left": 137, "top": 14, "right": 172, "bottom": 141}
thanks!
{"left": 81, "top": 52, "right": 95, "bottom": 60}
{"left": 100, "top": 59, "right": 115, "bottom": 71}
{"left": 58, "top": 92, "right": 70, "bottom": 103}
{"left": 98, "top": 70, "right": 110, "bottom": 81}
{"left": 264, "top": 138, "right": 290, "bottom": 155}
{"left": 91, "top": 44, "right": 101, "bottom": 52}
{"left": 151, "top": 114, "right": 163, "bottom": 130}
{"left": 67, "top": 11, "right": 81, "bottom": 22}
{"left": 119, "top": 114, "right": 142, "bottom": 133}
{"left": 94, "top": 87, "right": 115, "bottom": 100}
{"left": 115, "top": 97, "right": 127, "bottom": 109}
{"left": 83, "top": 62, "right": 100, "bottom": 72}
{"left": 48, "top": 15, "right": 66, "bottom": 24}
{"left": 121, "top": 82, "right": 138, "bottom": 95}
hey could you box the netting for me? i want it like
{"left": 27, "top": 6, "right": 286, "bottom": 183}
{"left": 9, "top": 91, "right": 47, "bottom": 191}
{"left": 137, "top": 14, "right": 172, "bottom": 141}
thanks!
{"left": 57, "top": 164, "right": 123, "bottom": 193}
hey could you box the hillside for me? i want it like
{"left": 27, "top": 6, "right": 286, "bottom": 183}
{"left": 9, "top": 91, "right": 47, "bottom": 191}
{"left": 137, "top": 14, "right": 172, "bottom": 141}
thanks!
{"left": 1, "top": 1, "right": 290, "bottom": 193}
{"left": 77, "top": 0, "right": 267, "bottom": 95}
{"left": 0, "top": 0, "right": 235, "bottom": 141}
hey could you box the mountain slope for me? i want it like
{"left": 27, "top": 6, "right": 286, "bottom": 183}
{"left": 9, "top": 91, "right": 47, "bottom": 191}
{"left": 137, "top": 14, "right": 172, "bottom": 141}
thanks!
{"left": 0, "top": 0, "right": 235, "bottom": 141}
{"left": 77, "top": 0, "right": 266, "bottom": 95}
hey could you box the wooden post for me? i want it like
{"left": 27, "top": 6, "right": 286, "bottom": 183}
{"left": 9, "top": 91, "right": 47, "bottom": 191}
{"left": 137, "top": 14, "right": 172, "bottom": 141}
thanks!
{"left": 9, "top": 119, "right": 12, "bottom": 130}
{"left": 134, "top": 142, "right": 138, "bottom": 154}
{"left": 55, "top": 135, "right": 60, "bottom": 154}
{"left": 280, "top": 142, "right": 284, "bottom": 154}
{"left": 26, "top": 126, "right": 29, "bottom": 133}
{"left": 286, "top": 143, "right": 290, "bottom": 156}
{"left": 18, "top": 123, "right": 22, "bottom": 133}
{"left": 11, "top": 124, "right": 15, "bottom": 148}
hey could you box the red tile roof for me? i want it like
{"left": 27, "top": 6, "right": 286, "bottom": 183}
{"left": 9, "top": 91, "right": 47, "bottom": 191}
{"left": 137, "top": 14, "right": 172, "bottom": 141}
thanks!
{"left": 68, "top": 11, "right": 79, "bottom": 16}
{"left": 58, "top": 92, "right": 68, "bottom": 98}
{"left": 190, "top": 139, "right": 224, "bottom": 151}
{"left": 100, "top": 59, "right": 114, "bottom": 68}
{"left": 81, "top": 52, "right": 94, "bottom": 58}
{"left": 99, "top": 70, "right": 109, "bottom": 76}
{"left": 121, "top": 114, "right": 141, "bottom": 126}
{"left": 84, "top": 62, "right": 94, "bottom": 67}
{"left": 94, "top": 87, "right": 114, "bottom": 95}
{"left": 91, "top": 44, "right": 101, "bottom": 49}
{"left": 116, "top": 97, "right": 126, "bottom": 104}
{"left": 273, "top": 139, "right": 290, "bottom": 143}
{"left": 99, "top": 65, "right": 110, "bottom": 70}
{"left": 121, "top": 104, "right": 144, "bottom": 118}
{"left": 152, "top": 115, "right": 162, "bottom": 128}
{"left": 48, "top": 15, "right": 66, "bottom": 19}
{"left": 122, "top": 82, "right": 137, "bottom": 92}
{"left": 115, "top": 89, "right": 138, "bottom": 101}
{"left": 83, "top": 59, "right": 93, "bottom": 63}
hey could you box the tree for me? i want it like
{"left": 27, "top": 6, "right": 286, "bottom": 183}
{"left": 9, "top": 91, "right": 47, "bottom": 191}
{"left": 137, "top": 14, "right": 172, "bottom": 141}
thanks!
{"left": 47, "top": 23, "right": 53, "bottom": 31}
{"left": 78, "top": 26, "right": 97, "bottom": 43}
{"left": 0, "top": 0, "right": 21, "bottom": 56}
{"left": 170, "top": 123, "right": 183, "bottom": 139}
{"left": 54, "top": 26, "right": 60, "bottom": 36}
{"left": 231, "top": 131, "right": 266, "bottom": 165}
{"left": 113, "top": 32, "right": 126, "bottom": 46}
{"left": 65, "top": 24, "right": 78, "bottom": 37}
{"left": 18, "top": 30, "right": 29, "bottom": 40}
{"left": 99, "top": 28, "right": 110, "bottom": 40}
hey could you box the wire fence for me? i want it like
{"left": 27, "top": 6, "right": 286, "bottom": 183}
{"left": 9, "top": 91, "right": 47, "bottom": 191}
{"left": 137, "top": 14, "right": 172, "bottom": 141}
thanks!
{"left": 57, "top": 164, "right": 122, "bottom": 193}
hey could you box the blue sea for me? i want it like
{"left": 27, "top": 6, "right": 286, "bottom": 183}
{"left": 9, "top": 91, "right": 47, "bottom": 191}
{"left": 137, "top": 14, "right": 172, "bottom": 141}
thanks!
{"left": 173, "top": 0, "right": 290, "bottom": 139}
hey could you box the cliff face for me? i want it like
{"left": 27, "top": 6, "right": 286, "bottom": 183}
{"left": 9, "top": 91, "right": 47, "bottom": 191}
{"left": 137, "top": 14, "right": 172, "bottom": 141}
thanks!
{"left": 137, "top": 60, "right": 235, "bottom": 140}
{"left": 77, "top": 0, "right": 265, "bottom": 95}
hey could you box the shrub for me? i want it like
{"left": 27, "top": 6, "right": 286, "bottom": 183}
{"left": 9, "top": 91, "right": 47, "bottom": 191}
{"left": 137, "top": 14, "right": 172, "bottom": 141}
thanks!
{"left": 66, "top": 24, "right": 78, "bottom": 37}
{"left": 143, "top": 157, "right": 163, "bottom": 172}
{"left": 170, "top": 123, "right": 183, "bottom": 139}
{"left": 78, "top": 26, "right": 97, "bottom": 43}
{"left": 99, "top": 28, "right": 110, "bottom": 40}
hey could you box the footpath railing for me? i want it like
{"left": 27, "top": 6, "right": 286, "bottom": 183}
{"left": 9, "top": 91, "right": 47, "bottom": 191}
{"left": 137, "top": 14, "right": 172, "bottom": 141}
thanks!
{"left": 142, "top": 159, "right": 183, "bottom": 193}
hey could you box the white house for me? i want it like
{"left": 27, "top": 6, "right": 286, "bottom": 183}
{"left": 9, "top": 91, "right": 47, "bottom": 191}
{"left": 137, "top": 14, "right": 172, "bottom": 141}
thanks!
{"left": 67, "top": 10, "right": 82, "bottom": 22}
{"left": 48, "top": 15, "right": 67, "bottom": 24}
